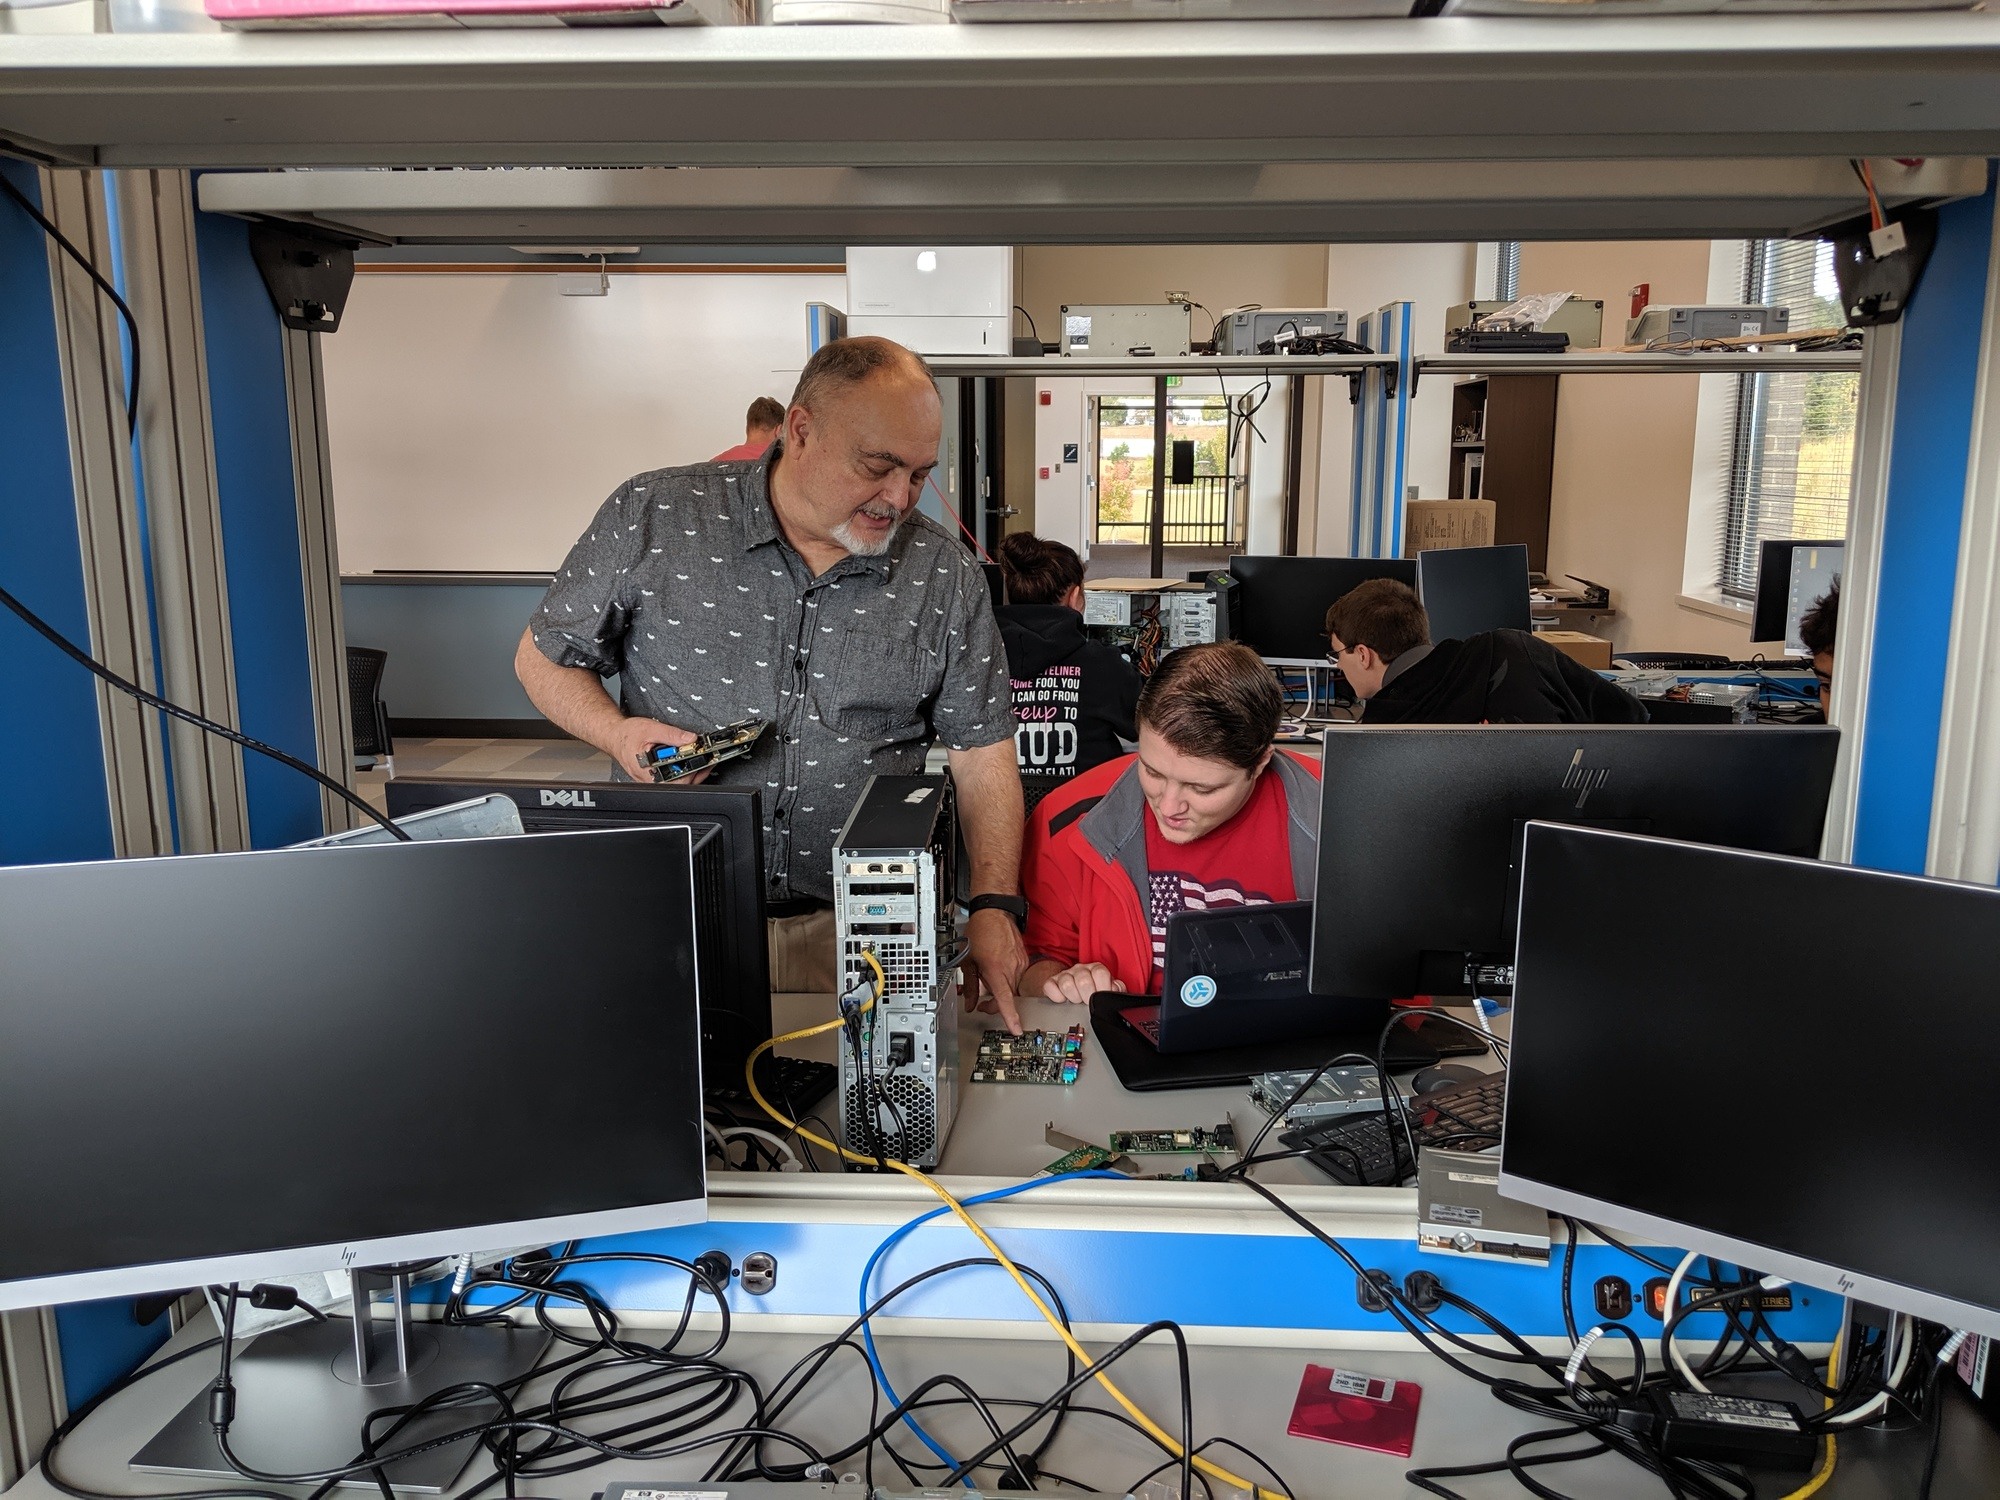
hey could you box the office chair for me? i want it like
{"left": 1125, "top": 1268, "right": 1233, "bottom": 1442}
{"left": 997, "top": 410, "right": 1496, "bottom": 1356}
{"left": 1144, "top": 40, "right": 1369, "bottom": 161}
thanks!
{"left": 347, "top": 646, "right": 394, "bottom": 774}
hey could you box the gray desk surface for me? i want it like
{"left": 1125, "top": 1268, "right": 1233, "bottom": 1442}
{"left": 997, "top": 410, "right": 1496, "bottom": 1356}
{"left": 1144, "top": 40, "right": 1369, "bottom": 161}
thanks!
{"left": 13, "top": 1318, "right": 1995, "bottom": 1500}
{"left": 759, "top": 992, "right": 1409, "bottom": 1185}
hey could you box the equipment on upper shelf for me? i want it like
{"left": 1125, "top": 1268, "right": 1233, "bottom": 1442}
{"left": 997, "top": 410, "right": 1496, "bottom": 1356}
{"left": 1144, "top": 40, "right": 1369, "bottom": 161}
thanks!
{"left": 1214, "top": 307, "right": 1350, "bottom": 355}
{"left": 1625, "top": 303, "right": 1790, "bottom": 345}
{"left": 834, "top": 774, "right": 960, "bottom": 1169}
{"left": 1447, "top": 298, "right": 1605, "bottom": 350}
{"left": 1060, "top": 302, "right": 1192, "bottom": 357}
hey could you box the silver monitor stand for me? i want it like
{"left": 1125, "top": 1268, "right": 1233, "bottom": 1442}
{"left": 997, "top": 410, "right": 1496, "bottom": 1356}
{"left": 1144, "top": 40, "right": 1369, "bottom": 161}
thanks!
{"left": 132, "top": 1266, "right": 551, "bottom": 1493}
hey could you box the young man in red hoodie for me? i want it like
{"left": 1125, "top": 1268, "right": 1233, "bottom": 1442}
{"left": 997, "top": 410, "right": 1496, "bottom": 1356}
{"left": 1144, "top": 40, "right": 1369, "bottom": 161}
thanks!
{"left": 1018, "top": 640, "right": 1321, "bottom": 1006}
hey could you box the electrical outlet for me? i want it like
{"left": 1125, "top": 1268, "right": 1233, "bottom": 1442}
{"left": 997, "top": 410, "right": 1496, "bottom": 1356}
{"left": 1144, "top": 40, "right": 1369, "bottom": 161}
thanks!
{"left": 1594, "top": 1276, "right": 1634, "bottom": 1320}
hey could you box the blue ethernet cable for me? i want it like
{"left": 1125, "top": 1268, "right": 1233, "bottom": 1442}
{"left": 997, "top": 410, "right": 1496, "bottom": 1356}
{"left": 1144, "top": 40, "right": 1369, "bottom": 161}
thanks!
{"left": 857, "top": 1170, "right": 1125, "bottom": 1484}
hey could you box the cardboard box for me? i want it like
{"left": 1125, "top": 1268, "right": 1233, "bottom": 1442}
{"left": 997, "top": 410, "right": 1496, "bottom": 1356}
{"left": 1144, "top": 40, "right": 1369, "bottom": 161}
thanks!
{"left": 1539, "top": 630, "right": 1613, "bottom": 670}
{"left": 1404, "top": 499, "right": 1495, "bottom": 556}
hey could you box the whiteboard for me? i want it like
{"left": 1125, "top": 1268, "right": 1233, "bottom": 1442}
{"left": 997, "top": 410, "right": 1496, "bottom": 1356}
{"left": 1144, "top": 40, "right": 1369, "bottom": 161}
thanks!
{"left": 322, "top": 270, "right": 845, "bottom": 574}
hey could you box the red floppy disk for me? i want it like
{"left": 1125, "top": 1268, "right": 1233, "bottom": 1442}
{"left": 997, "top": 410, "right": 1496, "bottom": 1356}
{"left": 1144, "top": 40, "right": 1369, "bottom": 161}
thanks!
{"left": 1286, "top": 1364, "right": 1422, "bottom": 1458}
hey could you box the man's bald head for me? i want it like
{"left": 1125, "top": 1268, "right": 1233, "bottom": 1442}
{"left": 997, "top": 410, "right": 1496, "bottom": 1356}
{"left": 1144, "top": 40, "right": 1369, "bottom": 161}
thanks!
{"left": 789, "top": 336, "right": 938, "bottom": 417}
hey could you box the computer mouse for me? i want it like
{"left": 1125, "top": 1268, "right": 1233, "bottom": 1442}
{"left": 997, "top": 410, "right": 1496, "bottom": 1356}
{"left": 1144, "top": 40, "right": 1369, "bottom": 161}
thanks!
{"left": 1410, "top": 1063, "right": 1484, "bottom": 1096}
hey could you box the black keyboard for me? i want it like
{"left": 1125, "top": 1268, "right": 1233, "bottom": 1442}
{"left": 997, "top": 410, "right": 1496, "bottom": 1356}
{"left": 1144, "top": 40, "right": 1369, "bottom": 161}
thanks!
{"left": 707, "top": 1054, "right": 837, "bottom": 1121}
{"left": 1284, "top": 1073, "right": 1507, "bottom": 1187}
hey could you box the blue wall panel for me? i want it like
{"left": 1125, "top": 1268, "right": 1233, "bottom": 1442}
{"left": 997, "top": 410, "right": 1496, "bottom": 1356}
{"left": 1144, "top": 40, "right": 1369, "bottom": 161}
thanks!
{"left": 53, "top": 1296, "right": 174, "bottom": 1412}
{"left": 193, "top": 203, "right": 322, "bottom": 848}
{"left": 1854, "top": 178, "right": 1997, "bottom": 873}
{"left": 0, "top": 160, "right": 117, "bottom": 867}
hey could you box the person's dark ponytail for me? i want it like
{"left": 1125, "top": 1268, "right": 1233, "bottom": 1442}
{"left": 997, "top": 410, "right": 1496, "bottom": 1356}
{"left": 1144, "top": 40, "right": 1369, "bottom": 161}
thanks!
{"left": 997, "top": 533, "right": 1085, "bottom": 607}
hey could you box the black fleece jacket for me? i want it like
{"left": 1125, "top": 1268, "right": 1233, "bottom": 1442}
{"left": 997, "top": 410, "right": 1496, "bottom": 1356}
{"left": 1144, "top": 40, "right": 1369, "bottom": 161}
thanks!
{"left": 996, "top": 603, "right": 1143, "bottom": 779}
{"left": 1362, "top": 629, "right": 1648, "bottom": 726}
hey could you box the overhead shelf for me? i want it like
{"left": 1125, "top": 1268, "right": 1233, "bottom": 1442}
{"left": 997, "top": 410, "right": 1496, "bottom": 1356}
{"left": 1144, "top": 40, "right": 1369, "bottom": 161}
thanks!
{"left": 919, "top": 350, "right": 1864, "bottom": 378}
{"left": 191, "top": 156, "right": 1988, "bottom": 245}
{"left": 3, "top": 15, "right": 2000, "bottom": 172}
{"left": 1427, "top": 348, "right": 1865, "bottom": 374}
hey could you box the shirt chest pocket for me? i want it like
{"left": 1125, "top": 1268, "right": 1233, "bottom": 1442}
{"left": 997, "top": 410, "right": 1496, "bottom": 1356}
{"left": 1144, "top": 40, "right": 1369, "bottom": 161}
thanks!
{"left": 824, "top": 627, "right": 941, "bottom": 742}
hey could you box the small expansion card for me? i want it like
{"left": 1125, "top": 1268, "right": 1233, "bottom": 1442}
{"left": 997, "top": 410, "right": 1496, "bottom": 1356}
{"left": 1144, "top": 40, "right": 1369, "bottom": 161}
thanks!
{"left": 1108, "top": 1124, "right": 1236, "bottom": 1155}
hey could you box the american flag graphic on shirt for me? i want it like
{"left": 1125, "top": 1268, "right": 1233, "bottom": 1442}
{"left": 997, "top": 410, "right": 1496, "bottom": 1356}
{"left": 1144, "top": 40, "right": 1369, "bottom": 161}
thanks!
{"left": 1149, "top": 873, "right": 1274, "bottom": 972}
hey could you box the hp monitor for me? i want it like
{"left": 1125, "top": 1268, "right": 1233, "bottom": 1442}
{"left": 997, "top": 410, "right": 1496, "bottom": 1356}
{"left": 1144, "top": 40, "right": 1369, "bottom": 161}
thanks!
{"left": 386, "top": 778, "right": 768, "bottom": 1089}
{"left": 1229, "top": 555, "right": 1417, "bottom": 664}
{"left": 0, "top": 827, "right": 706, "bottom": 1486}
{"left": 1501, "top": 823, "right": 2000, "bottom": 1339}
{"left": 1309, "top": 724, "right": 1839, "bottom": 999}
{"left": 1750, "top": 538, "right": 1843, "bottom": 652}
{"left": 1416, "top": 543, "right": 1532, "bottom": 640}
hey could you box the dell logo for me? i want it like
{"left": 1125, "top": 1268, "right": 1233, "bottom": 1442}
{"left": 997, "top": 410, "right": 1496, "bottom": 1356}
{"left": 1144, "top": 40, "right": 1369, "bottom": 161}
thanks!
{"left": 1561, "top": 749, "right": 1610, "bottom": 810}
{"left": 540, "top": 789, "right": 597, "bottom": 808}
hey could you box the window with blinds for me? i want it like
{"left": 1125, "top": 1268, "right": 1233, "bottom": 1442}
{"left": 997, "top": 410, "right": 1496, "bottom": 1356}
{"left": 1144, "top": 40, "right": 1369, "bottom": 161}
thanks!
{"left": 1716, "top": 239, "right": 1857, "bottom": 599}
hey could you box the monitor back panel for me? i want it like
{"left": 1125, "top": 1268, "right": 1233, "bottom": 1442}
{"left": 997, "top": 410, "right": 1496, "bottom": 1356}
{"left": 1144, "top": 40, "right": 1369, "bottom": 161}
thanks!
{"left": 1416, "top": 543, "right": 1532, "bottom": 640}
{"left": 1504, "top": 823, "right": 2000, "bottom": 1336}
{"left": 1310, "top": 724, "right": 1839, "bottom": 998}
{"left": 1229, "top": 556, "right": 1417, "bottom": 662}
{"left": 385, "top": 778, "right": 769, "bottom": 1082}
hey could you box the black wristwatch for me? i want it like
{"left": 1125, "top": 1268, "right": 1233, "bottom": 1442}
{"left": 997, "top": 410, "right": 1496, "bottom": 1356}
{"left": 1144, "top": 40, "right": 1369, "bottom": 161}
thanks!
{"left": 966, "top": 893, "right": 1029, "bottom": 930}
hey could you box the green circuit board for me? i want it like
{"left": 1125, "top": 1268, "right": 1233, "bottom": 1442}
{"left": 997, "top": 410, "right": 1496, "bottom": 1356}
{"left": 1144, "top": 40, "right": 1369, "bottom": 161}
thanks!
{"left": 1109, "top": 1124, "right": 1236, "bottom": 1155}
{"left": 970, "top": 1026, "right": 1085, "bottom": 1084}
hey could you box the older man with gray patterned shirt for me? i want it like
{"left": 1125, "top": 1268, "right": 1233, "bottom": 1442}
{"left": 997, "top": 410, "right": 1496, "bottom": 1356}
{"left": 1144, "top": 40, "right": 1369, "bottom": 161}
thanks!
{"left": 515, "top": 337, "right": 1032, "bottom": 1029}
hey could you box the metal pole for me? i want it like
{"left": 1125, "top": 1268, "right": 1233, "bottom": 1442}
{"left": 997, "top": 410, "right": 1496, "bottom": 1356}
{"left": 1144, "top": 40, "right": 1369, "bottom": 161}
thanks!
{"left": 1149, "top": 373, "right": 1168, "bottom": 578}
{"left": 1284, "top": 374, "right": 1305, "bottom": 556}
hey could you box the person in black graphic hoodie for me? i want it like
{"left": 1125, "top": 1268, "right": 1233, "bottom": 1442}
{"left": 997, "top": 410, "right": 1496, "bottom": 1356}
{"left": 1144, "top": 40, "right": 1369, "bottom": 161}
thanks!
{"left": 995, "top": 534, "right": 1143, "bottom": 794}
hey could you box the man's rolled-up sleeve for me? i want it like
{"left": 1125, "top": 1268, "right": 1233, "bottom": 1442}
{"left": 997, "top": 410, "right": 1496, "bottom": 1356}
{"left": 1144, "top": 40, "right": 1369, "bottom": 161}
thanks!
{"left": 527, "top": 483, "right": 646, "bottom": 677}
{"left": 931, "top": 566, "right": 1015, "bottom": 752}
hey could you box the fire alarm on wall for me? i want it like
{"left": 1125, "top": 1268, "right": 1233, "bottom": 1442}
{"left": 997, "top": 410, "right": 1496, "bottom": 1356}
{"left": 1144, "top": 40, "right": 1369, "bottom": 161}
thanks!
{"left": 1038, "top": 391, "right": 1052, "bottom": 406}
{"left": 1038, "top": 466, "right": 1050, "bottom": 480}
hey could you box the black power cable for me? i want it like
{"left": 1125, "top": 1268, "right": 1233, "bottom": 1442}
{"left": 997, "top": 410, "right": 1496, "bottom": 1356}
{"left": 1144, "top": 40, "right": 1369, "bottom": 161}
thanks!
{"left": 0, "top": 168, "right": 141, "bottom": 433}
{"left": 0, "top": 581, "right": 409, "bottom": 842}
{"left": 3, "top": 172, "right": 404, "bottom": 846}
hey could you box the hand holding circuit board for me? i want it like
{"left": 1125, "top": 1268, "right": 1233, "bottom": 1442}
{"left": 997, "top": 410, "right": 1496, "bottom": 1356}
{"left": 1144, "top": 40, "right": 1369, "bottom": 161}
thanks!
{"left": 646, "top": 718, "right": 771, "bottom": 783}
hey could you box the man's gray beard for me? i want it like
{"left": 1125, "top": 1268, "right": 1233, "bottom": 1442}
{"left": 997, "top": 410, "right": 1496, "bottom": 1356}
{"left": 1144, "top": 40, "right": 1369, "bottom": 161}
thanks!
{"left": 832, "top": 509, "right": 903, "bottom": 557}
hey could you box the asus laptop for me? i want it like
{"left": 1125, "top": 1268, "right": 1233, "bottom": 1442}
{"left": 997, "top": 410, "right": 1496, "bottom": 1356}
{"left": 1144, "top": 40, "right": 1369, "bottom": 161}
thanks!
{"left": 1087, "top": 902, "right": 1471, "bottom": 1092}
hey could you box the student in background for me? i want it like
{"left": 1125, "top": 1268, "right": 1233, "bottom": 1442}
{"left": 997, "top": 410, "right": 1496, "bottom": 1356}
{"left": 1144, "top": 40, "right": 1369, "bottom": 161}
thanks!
{"left": 1017, "top": 642, "right": 1319, "bottom": 1004}
{"left": 1325, "top": 578, "right": 1647, "bottom": 726}
{"left": 1798, "top": 578, "right": 1839, "bottom": 720}
{"left": 995, "top": 533, "right": 1142, "bottom": 789}
{"left": 713, "top": 396, "right": 786, "bottom": 461}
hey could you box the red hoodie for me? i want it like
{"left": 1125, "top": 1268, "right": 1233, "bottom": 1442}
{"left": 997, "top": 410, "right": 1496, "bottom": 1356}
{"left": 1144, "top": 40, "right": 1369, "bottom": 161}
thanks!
{"left": 1021, "top": 750, "right": 1323, "bottom": 996}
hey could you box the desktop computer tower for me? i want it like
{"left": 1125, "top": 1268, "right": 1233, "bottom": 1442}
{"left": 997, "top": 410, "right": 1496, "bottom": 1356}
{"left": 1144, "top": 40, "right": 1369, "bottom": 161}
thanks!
{"left": 833, "top": 774, "right": 960, "bottom": 1168}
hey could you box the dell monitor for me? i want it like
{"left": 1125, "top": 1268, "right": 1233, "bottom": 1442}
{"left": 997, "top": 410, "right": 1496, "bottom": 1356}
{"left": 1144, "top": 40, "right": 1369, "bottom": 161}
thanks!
{"left": 1309, "top": 724, "right": 1839, "bottom": 999}
{"left": 1416, "top": 543, "right": 1532, "bottom": 640}
{"left": 1750, "top": 537, "right": 1843, "bottom": 653}
{"left": 0, "top": 827, "right": 707, "bottom": 1486}
{"left": 1501, "top": 822, "right": 2000, "bottom": 1339}
{"left": 386, "top": 778, "right": 769, "bottom": 1093}
{"left": 1229, "top": 555, "right": 1417, "bottom": 664}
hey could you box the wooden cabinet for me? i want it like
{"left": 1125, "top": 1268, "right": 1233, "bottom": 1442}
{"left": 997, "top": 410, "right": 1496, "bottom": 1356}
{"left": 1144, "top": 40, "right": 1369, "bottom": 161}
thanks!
{"left": 1447, "top": 375, "right": 1559, "bottom": 574}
